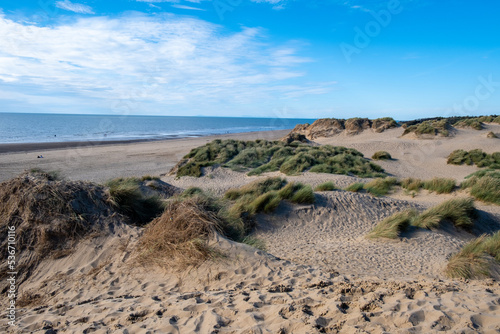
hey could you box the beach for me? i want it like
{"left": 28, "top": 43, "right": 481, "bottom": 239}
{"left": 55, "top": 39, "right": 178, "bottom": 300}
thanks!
{"left": 0, "top": 130, "right": 289, "bottom": 183}
{"left": 1, "top": 123, "right": 500, "bottom": 333}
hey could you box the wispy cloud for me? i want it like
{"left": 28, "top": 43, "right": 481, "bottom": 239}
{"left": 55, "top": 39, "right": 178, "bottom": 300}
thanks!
{"left": 171, "top": 4, "right": 206, "bottom": 11}
{"left": 0, "top": 13, "right": 331, "bottom": 115}
{"left": 55, "top": 0, "right": 94, "bottom": 14}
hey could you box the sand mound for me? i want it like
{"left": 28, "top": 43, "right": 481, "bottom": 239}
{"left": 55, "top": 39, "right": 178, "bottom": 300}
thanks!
{"left": 0, "top": 171, "right": 128, "bottom": 292}
{"left": 254, "top": 191, "right": 476, "bottom": 279}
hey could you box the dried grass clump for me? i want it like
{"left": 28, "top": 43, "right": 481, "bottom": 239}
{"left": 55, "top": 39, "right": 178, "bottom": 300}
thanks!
{"left": 0, "top": 171, "right": 126, "bottom": 292}
{"left": 138, "top": 198, "right": 222, "bottom": 268}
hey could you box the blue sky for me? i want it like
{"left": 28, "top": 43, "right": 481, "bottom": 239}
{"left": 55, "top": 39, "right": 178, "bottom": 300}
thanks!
{"left": 0, "top": 0, "right": 499, "bottom": 119}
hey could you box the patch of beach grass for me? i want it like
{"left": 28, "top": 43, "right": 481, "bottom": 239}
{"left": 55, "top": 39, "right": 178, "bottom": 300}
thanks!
{"left": 345, "top": 182, "right": 365, "bottom": 192}
{"left": 461, "top": 170, "right": 500, "bottom": 205}
{"left": 403, "top": 119, "right": 450, "bottom": 137}
{"left": 453, "top": 118, "right": 483, "bottom": 130}
{"left": 401, "top": 178, "right": 424, "bottom": 192}
{"left": 447, "top": 149, "right": 500, "bottom": 168}
{"left": 423, "top": 177, "right": 456, "bottom": 194}
{"left": 314, "top": 181, "right": 336, "bottom": 192}
{"left": 290, "top": 185, "right": 315, "bottom": 204}
{"left": 367, "top": 210, "right": 418, "bottom": 239}
{"left": 106, "top": 177, "right": 165, "bottom": 226}
{"left": 172, "top": 139, "right": 386, "bottom": 178}
{"left": 225, "top": 177, "right": 287, "bottom": 201}
{"left": 224, "top": 178, "right": 315, "bottom": 221}
{"left": 412, "top": 198, "right": 476, "bottom": 230}
{"left": 241, "top": 236, "right": 267, "bottom": 251}
{"left": 462, "top": 176, "right": 500, "bottom": 206}
{"left": 446, "top": 232, "right": 500, "bottom": 279}
{"left": 364, "top": 177, "right": 398, "bottom": 197}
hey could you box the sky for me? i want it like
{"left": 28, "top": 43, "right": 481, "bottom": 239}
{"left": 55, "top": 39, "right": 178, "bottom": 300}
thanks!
{"left": 0, "top": 0, "right": 499, "bottom": 119}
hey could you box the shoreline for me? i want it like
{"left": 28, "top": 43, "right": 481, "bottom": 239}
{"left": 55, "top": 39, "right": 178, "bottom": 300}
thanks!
{"left": 0, "top": 129, "right": 290, "bottom": 155}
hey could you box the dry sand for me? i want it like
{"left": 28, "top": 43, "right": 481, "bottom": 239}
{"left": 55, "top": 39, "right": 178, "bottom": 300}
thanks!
{"left": 2, "top": 125, "right": 500, "bottom": 333}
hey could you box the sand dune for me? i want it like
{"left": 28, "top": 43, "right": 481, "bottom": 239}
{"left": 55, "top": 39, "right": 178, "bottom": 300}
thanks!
{"left": 2, "top": 125, "right": 500, "bottom": 333}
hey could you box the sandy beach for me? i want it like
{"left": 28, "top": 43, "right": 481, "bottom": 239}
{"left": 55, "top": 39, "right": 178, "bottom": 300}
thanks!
{"left": 1, "top": 123, "right": 500, "bottom": 333}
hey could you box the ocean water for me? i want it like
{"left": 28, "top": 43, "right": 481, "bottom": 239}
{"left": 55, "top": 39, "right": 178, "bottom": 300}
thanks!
{"left": 0, "top": 113, "right": 315, "bottom": 144}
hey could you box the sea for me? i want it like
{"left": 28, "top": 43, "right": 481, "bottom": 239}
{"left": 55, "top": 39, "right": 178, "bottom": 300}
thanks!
{"left": 0, "top": 113, "right": 316, "bottom": 144}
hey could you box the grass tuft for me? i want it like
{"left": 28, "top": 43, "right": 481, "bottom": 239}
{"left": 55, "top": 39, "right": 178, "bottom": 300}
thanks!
{"left": 106, "top": 177, "right": 165, "bottom": 226}
{"left": 412, "top": 198, "right": 476, "bottom": 230}
{"left": 401, "top": 178, "right": 424, "bottom": 192}
{"left": 367, "top": 210, "right": 418, "bottom": 239}
{"left": 423, "top": 178, "right": 456, "bottom": 194}
{"left": 345, "top": 182, "right": 365, "bottom": 192}
{"left": 290, "top": 185, "right": 315, "bottom": 204}
{"left": 248, "top": 191, "right": 282, "bottom": 214}
{"left": 461, "top": 170, "right": 500, "bottom": 205}
{"left": 314, "top": 181, "right": 336, "bottom": 191}
{"left": 446, "top": 232, "right": 500, "bottom": 279}
{"left": 241, "top": 236, "right": 267, "bottom": 251}
{"left": 364, "top": 177, "right": 398, "bottom": 196}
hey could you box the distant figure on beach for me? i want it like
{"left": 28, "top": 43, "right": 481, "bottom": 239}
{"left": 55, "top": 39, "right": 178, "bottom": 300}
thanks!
{"left": 37, "top": 155, "right": 44, "bottom": 158}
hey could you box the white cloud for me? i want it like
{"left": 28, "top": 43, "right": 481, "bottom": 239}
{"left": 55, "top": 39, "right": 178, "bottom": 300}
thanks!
{"left": 0, "top": 13, "right": 331, "bottom": 115}
{"left": 55, "top": 0, "right": 95, "bottom": 14}
{"left": 171, "top": 4, "right": 206, "bottom": 11}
